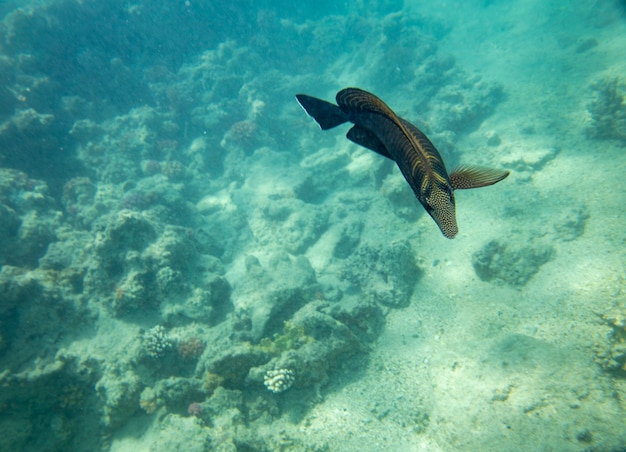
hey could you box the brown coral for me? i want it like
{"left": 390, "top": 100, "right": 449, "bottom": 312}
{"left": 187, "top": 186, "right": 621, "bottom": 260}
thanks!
{"left": 177, "top": 337, "right": 206, "bottom": 359}
{"left": 161, "top": 160, "right": 186, "bottom": 180}
{"left": 203, "top": 371, "right": 224, "bottom": 395}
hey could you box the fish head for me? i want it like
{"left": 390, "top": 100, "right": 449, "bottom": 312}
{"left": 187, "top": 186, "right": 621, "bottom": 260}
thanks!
{"left": 423, "top": 183, "right": 458, "bottom": 239}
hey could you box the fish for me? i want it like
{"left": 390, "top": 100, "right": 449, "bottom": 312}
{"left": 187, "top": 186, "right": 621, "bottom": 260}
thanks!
{"left": 295, "top": 87, "right": 509, "bottom": 238}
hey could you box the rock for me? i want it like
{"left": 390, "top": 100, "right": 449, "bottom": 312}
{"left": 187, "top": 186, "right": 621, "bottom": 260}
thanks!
{"left": 95, "top": 365, "right": 142, "bottom": 428}
{"left": 161, "top": 274, "right": 232, "bottom": 325}
{"left": 328, "top": 297, "right": 385, "bottom": 342}
{"left": 207, "top": 345, "right": 268, "bottom": 387}
{"left": 500, "top": 146, "right": 557, "bottom": 172}
{"left": 472, "top": 240, "right": 555, "bottom": 286}
{"left": 0, "top": 169, "right": 61, "bottom": 267}
{"left": 149, "top": 414, "right": 212, "bottom": 452}
{"left": 151, "top": 376, "right": 205, "bottom": 412}
{"left": 231, "top": 252, "right": 318, "bottom": 340}
{"left": 586, "top": 77, "right": 626, "bottom": 142}
{"left": 332, "top": 219, "right": 364, "bottom": 258}
{"left": 341, "top": 240, "right": 421, "bottom": 308}
{"left": 553, "top": 207, "right": 589, "bottom": 242}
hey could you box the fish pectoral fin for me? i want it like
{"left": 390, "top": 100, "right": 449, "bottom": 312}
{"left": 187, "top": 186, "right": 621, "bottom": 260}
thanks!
{"left": 346, "top": 126, "right": 394, "bottom": 160}
{"left": 296, "top": 94, "right": 348, "bottom": 130}
{"left": 449, "top": 166, "right": 510, "bottom": 190}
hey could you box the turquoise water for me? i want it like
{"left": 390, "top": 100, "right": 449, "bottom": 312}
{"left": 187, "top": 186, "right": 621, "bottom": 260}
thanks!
{"left": 0, "top": 1, "right": 625, "bottom": 450}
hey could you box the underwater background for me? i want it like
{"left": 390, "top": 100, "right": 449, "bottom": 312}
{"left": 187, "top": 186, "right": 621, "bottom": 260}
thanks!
{"left": 1, "top": 0, "right": 625, "bottom": 450}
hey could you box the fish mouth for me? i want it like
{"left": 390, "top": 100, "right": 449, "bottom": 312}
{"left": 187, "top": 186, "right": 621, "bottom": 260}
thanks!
{"left": 426, "top": 186, "right": 458, "bottom": 238}
{"left": 439, "top": 220, "right": 458, "bottom": 239}
{"left": 426, "top": 206, "right": 458, "bottom": 238}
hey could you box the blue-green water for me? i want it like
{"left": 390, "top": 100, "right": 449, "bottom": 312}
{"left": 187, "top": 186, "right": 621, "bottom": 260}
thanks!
{"left": 1, "top": 1, "right": 625, "bottom": 450}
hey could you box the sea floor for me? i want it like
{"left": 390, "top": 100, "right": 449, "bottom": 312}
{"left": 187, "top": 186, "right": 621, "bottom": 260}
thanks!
{"left": 1, "top": 1, "right": 625, "bottom": 451}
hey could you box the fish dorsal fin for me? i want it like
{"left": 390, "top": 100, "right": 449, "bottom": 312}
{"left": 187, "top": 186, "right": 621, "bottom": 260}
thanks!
{"left": 336, "top": 88, "right": 398, "bottom": 119}
{"left": 346, "top": 125, "right": 394, "bottom": 160}
{"left": 449, "top": 166, "right": 510, "bottom": 190}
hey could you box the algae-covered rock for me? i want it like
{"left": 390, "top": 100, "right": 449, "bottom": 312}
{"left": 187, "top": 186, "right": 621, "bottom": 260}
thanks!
{"left": 328, "top": 297, "right": 385, "bottom": 342}
{"left": 150, "top": 376, "right": 205, "bottom": 412}
{"left": 0, "top": 266, "right": 88, "bottom": 372}
{"left": 594, "top": 310, "right": 626, "bottom": 376}
{"left": 202, "top": 386, "right": 245, "bottom": 421}
{"left": 86, "top": 211, "right": 233, "bottom": 320}
{"left": 269, "top": 203, "right": 330, "bottom": 254}
{"left": 248, "top": 303, "right": 363, "bottom": 390}
{"left": 0, "top": 107, "right": 63, "bottom": 179}
{"left": 332, "top": 219, "right": 364, "bottom": 259}
{"left": 428, "top": 77, "right": 505, "bottom": 134}
{"left": 99, "top": 210, "right": 157, "bottom": 259}
{"left": 0, "top": 418, "right": 33, "bottom": 452}
{"left": 161, "top": 275, "right": 232, "bottom": 325}
{"left": 586, "top": 77, "right": 626, "bottom": 143}
{"left": 0, "top": 352, "right": 102, "bottom": 451}
{"left": 39, "top": 229, "right": 90, "bottom": 273}
{"left": 232, "top": 252, "right": 318, "bottom": 340}
{"left": 149, "top": 413, "right": 213, "bottom": 452}
{"left": 341, "top": 240, "right": 421, "bottom": 308}
{"left": 0, "top": 169, "right": 61, "bottom": 267}
{"left": 95, "top": 364, "right": 143, "bottom": 428}
{"left": 206, "top": 345, "right": 268, "bottom": 387}
{"left": 500, "top": 146, "right": 558, "bottom": 173}
{"left": 472, "top": 239, "right": 555, "bottom": 286}
{"left": 152, "top": 387, "right": 245, "bottom": 452}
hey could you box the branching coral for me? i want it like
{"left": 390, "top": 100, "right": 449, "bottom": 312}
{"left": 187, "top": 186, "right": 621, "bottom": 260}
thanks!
{"left": 143, "top": 325, "right": 172, "bottom": 358}
{"left": 263, "top": 368, "right": 295, "bottom": 393}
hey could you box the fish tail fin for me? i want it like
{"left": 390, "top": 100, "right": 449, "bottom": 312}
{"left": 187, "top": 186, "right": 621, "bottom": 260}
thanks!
{"left": 449, "top": 166, "right": 510, "bottom": 190}
{"left": 296, "top": 94, "right": 348, "bottom": 130}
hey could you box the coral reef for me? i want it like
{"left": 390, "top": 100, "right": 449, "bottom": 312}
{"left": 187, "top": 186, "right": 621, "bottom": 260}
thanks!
{"left": 0, "top": 0, "right": 535, "bottom": 450}
{"left": 0, "top": 353, "right": 101, "bottom": 450}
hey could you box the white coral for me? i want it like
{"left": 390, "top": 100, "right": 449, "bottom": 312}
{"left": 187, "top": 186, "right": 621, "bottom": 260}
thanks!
{"left": 143, "top": 325, "right": 172, "bottom": 358}
{"left": 264, "top": 368, "right": 295, "bottom": 393}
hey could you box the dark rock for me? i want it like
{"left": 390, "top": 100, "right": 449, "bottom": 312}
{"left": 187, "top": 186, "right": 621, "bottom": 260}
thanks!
{"left": 472, "top": 240, "right": 554, "bottom": 286}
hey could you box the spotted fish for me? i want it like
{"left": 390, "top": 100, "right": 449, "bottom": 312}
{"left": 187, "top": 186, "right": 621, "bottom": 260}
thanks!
{"left": 295, "top": 87, "right": 509, "bottom": 238}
